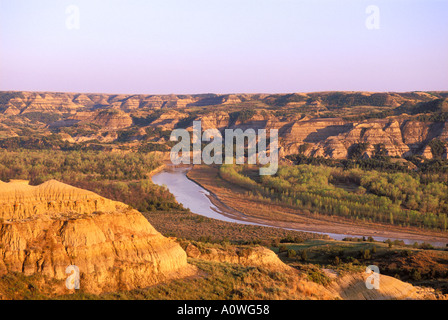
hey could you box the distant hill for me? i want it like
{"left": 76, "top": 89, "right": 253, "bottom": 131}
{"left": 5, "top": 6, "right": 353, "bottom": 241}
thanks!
{"left": 0, "top": 90, "right": 447, "bottom": 160}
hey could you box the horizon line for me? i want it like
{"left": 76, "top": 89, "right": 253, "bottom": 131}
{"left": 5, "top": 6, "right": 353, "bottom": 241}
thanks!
{"left": 1, "top": 89, "right": 448, "bottom": 96}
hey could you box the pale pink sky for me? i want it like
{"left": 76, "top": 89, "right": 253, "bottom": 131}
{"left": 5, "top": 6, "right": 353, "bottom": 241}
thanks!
{"left": 1, "top": 0, "right": 447, "bottom": 94}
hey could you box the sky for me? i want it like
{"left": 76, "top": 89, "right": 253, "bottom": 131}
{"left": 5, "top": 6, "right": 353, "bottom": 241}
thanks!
{"left": 0, "top": 0, "right": 447, "bottom": 94}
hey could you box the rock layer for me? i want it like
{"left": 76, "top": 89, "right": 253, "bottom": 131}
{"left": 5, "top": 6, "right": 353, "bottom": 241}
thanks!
{"left": 185, "top": 243, "right": 290, "bottom": 271}
{"left": 327, "top": 271, "right": 445, "bottom": 300}
{"left": 0, "top": 180, "right": 195, "bottom": 294}
{"left": 1, "top": 91, "right": 448, "bottom": 160}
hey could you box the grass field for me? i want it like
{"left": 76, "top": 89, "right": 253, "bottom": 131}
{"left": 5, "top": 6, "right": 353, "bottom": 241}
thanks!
{"left": 144, "top": 210, "right": 327, "bottom": 245}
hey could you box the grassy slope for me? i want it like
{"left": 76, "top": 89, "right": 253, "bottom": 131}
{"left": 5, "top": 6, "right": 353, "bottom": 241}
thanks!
{"left": 0, "top": 256, "right": 329, "bottom": 300}
{"left": 2, "top": 237, "right": 447, "bottom": 299}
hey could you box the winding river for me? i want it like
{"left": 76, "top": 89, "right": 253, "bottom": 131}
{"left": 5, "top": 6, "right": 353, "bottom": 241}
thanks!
{"left": 152, "top": 166, "right": 448, "bottom": 247}
{"left": 152, "top": 166, "right": 258, "bottom": 225}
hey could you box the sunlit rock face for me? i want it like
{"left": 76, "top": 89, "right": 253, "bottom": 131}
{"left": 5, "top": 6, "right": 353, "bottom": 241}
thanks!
{"left": 0, "top": 180, "right": 196, "bottom": 294}
{"left": 1, "top": 91, "right": 447, "bottom": 160}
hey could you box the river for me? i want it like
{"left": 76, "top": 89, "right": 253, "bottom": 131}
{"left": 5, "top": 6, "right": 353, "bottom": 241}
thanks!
{"left": 152, "top": 166, "right": 448, "bottom": 247}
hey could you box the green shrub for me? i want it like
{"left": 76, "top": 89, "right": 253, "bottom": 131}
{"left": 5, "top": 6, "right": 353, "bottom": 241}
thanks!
{"left": 300, "top": 250, "right": 308, "bottom": 261}
{"left": 411, "top": 269, "right": 422, "bottom": 281}
{"left": 287, "top": 249, "right": 297, "bottom": 258}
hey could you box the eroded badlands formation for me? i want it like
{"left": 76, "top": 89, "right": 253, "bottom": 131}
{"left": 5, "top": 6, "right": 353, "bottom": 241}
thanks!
{"left": 0, "top": 179, "right": 441, "bottom": 299}
{"left": 0, "top": 180, "right": 195, "bottom": 293}
{"left": 1, "top": 91, "right": 447, "bottom": 160}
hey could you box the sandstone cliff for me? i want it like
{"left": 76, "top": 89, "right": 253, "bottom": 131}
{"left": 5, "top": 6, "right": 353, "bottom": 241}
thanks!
{"left": 0, "top": 180, "right": 196, "bottom": 294}
{"left": 69, "top": 110, "right": 133, "bottom": 129}
{"left": 295, "top": 119, "right": 412, "bottom": 159}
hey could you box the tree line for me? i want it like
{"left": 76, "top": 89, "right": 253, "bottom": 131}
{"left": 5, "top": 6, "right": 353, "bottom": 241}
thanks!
{"left": 0, "top": 150, "right": 184, "bottom": 212}
{"left": 219, "top": 164, "right": 448, "bottom": 231}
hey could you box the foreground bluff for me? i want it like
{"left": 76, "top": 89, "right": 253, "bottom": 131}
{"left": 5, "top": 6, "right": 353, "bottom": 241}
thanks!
{"left": 0, "top": 180, "right": 196, "bottom": 293}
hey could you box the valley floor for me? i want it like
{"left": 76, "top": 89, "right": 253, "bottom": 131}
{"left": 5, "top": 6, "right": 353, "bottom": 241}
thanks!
{"left": 186, "top": 165, "right": 448, "bottom": 247}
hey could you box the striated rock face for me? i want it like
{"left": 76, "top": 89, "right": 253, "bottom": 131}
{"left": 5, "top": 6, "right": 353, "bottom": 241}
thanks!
{"left": 0, "top": 180, "right": 196, "bottom": 294}
{"left": 282, "top": 118, "right": 352, "bottom": 157}
{"left": 13, "top": 93, "right": 84, "bottom": 114}
{"left": 339, "top": 120, "right": 410, "bottom": 158}
{"left": 0, "top": 180, "right": 123, "bottom": 220}
{"left": 91, "top": 110, "right": 133, "bottom": 129}
{"left": 196, "top": 112, "right": 231, "bottom": 131}
{"left": 120, "top": 97, "right": 141, "bottom": 110}
{"left": 70, "top": 110, "right": 133, "bottom": 129}
{"left": 1, "top": 91, "right": 442, "bottom": 115}
{"left": 284, "top": 119, "right": 414, "bottom": 158}
{"left": 327, "top": 271, "right": 445, "bottom": 300}
{"left": 2, "top": 105, "right": 21, "bottom": 116}
{"left": 421, "top": 145, "right": 434, "bottom": 159}
{"left": 2, "top": 91, "right": 448, "bottom": 160}
{"left": 185, "top": 243, "right": 290, "bottom": 271}
{"left": 283, "top": 118, "right": 350, "bottom": 144}
{"left": 149, "top": 110, "right": 189, "bottom": 131}
{"left": 148, "top": 108, "right": 448, "bottom": 160}
{"left": 222, "top": 94, "right": 242, "bottom": 105}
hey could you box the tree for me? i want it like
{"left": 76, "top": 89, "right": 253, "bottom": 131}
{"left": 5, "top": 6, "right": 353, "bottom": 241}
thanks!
{"left": 385, "top": 239, "right": 393, "bottom": 248}
{"left": 301, "top": 250, "right": 308, "bottom": 261}
{"left": 360, "top": 249, "right": 371, "bottom": 260}
{"left": 349, "top": 143, "right": 370, "bottom": 159}
{"left": 333, "top": 256, "right": 341, "bottom": 265}
{"left": 411, "top": 269, "right": 422, "bottom": 281}
{"left": 429, "top": 139, "right": 446, "bottom": 159}
{"left": 287, "top": 249, "right": 297, "bottom": 258}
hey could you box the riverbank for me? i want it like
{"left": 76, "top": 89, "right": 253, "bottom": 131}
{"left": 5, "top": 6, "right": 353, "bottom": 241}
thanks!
{"left": 186, "top": 165, "right": 448, "bottom": 247}
{"left": 147, "top": 163, "right": 166, "bottom": 178}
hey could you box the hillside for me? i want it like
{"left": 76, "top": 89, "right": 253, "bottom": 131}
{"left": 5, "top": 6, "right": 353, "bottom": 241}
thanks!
{"left": 0, "top": 178, "right": 442, "bottom": 299}
{"left": 0, "top": 179, "right": 196, "bottom": 294}
{"left": 0, "top": 91, "right": 448, "bottom": 161}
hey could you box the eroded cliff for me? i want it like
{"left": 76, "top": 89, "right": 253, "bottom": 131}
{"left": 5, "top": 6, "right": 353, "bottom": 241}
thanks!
{"left": 0, "top": 180, "right": 196, "bottom": 294}
{"left": 1, "top": 91, "right": 448, "bottom": 160}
